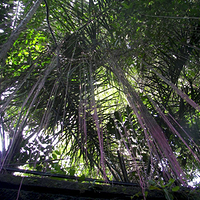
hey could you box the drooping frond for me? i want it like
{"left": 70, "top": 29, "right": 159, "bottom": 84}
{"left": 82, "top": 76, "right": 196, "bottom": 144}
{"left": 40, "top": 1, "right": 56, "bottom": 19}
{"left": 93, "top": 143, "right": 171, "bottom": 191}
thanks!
{"left": 0, "top": 0, "right": 200, "bottom": 191}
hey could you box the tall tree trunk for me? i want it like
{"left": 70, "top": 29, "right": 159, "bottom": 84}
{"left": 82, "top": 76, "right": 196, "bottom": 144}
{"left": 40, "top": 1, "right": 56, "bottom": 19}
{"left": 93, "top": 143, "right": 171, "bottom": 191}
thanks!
{"left": 0, "top": 0, "right": 43, "bottom": 61}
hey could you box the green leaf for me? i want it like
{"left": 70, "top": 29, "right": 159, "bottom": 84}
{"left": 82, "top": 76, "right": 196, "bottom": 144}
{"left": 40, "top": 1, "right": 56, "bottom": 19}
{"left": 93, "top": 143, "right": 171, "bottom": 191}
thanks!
{"left": 55, "top": 150, "right": 60, "bottom": 155}
{"left": 148, "top": 180, "right": 156, "bottom": 186}
{"left": 121, "top": 2, "right": 130, "bottom": 9}
{"left": 69, "top": 168, "right": 75, "bottom": 176}
{"left": 172, "top": 186, "right": 180, "bottom": 192}
{"left": 165, "top": 178, "right": 175, "bottom": 188}
{"left": 149, "top": 186, "right": 161, "bottom": 190}
{"left": 79, "top": 174, "right": 86, "bottom": 182}
{"left": 52, "top": 153, "right": 57, "bottom": 159}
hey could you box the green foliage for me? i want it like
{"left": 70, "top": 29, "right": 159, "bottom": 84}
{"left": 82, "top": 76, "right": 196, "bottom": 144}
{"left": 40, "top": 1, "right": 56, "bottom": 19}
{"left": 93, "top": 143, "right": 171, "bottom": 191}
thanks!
{"left": 0, "top": 0, "right": 200, "bottom": 193}
{"left": 148, "top": 179, "right": 180, "bottom": 200}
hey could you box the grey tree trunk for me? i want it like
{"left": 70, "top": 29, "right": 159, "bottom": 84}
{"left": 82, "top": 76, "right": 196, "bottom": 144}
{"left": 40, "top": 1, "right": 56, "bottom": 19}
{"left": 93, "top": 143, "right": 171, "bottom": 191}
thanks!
{"left": 0, "top": 0, "right": 43, "bottom": 61}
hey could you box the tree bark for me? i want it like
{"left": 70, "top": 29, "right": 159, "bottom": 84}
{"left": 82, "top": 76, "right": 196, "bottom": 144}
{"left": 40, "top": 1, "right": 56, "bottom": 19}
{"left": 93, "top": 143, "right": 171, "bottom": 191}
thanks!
{"left": 0, "top": 0, "right": 43, "bottom": 61}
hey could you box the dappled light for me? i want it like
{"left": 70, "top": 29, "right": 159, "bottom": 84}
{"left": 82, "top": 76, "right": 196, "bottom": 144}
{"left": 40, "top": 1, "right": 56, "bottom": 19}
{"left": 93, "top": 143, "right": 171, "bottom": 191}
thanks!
{"left": 0, "top": 0, "right": 200, "bottom": 199}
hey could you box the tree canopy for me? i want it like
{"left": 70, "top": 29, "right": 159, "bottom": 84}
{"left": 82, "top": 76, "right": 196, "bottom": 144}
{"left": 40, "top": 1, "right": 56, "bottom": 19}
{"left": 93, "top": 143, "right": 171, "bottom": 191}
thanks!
{"left": 0, "top": 0, "right": 200, "bottom": 197}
